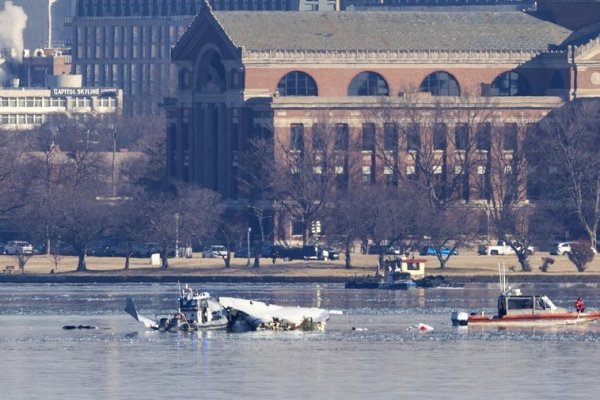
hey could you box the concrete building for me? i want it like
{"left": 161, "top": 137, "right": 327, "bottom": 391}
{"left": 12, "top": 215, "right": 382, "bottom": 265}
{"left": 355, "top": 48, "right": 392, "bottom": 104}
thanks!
{"left": 0, "top": 85, "right": 121, "bottom": 130}
{"left": 71, "top": 0, "right": 336, "bottom": 116}
{"left": 165, "top": 8, "right": 600, "bottom": 240}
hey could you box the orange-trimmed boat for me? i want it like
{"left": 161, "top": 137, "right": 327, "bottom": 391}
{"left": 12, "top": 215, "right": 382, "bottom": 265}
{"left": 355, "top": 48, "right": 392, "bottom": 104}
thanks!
{"left": 451, "top": 265, "right": 600, "bottom": 327}
{"left": 452, "top": 288, "right": 600, "bottom": 327}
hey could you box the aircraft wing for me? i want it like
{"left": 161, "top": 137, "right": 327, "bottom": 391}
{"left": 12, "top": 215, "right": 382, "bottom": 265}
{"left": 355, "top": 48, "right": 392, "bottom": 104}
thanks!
{"left": 125, "top": 297, "right": 159, "bottom": 330}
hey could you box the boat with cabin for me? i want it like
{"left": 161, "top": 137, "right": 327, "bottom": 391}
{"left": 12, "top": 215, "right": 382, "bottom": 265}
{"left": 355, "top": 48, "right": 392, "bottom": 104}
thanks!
{"left": 125, "top": 284, "right": 228, "bottom": 331}
{"left": 451, "top": 265, "right": 600, "bottom": 327}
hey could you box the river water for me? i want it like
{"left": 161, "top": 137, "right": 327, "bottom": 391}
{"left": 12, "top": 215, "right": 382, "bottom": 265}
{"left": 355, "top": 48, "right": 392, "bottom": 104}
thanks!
{"left": 0, "top": 282, "right": 599, "bottom": 400}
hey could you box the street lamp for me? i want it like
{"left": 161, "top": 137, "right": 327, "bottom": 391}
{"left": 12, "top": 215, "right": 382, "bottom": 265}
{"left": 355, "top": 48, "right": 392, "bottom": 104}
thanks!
{"left": 246, "top": 227, "right": 251, "bottom": 266}
{"left": 175, "top": 213, "right": 180, "bottom": 258}
{"left": 111, "top": 128, "right": 117, "bottom": 197}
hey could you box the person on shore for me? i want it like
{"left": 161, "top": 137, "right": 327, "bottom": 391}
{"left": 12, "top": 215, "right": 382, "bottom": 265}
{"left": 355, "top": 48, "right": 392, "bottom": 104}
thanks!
{"left": 575, "top": 297, "right": 585, "bottom": 313}
{"left": 272, "top": 248, "right": 278, "bottom": 264}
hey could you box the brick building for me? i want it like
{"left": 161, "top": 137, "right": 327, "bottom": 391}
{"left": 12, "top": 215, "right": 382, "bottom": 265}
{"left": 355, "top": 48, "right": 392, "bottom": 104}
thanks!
{"left": 166, "top": 8, "right": 600, "bottom": 241}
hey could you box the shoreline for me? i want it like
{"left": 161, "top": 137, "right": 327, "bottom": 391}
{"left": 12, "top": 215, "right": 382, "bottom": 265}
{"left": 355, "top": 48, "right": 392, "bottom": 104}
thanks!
{"left": 2, "top": 272, "right": 600, "bottom": 285}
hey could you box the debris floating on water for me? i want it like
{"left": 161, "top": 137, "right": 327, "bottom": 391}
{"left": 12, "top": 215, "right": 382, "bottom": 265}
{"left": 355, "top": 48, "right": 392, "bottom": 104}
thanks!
{"left": 62, "top": 325, "right": 99, "bottom": 330}
{"left": 408, "top": 323, "right": 434, "bottom": 332}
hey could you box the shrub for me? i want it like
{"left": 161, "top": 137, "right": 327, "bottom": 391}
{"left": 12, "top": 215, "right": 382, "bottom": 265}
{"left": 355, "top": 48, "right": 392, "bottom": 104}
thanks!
{"left": 567, "top": 241, "right": 595, "bottom": 272}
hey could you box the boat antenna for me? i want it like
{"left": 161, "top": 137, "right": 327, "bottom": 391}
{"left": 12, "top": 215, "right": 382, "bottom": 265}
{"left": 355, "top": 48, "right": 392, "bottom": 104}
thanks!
{"left": 498, "top": 262, "right": 507, "bottom": 293}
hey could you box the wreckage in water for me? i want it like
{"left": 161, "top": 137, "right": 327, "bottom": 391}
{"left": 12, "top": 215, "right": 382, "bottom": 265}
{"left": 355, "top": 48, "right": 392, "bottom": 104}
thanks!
{"left": 125, "top": 284, "right": 228, "bottom": 331}
{"left": 125, "top": 285, "right": 342, "bottom": 332}
{"left": 219, "top": 296, "right": 341, "bottom": 331}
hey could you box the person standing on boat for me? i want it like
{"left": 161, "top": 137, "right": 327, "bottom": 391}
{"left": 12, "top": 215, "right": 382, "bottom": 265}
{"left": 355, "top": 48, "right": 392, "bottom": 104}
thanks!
{"left": 575, "top": 297, "right": 585, "bottom": 313}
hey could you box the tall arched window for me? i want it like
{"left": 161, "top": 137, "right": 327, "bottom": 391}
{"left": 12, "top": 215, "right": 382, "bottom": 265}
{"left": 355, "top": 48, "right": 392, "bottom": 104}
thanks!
{"left": 490, "top": 71, "right": 529, "bottom": 96}
{"left": 277, "top": 71, "right": 318, "bottom": 96}
{"left": 195, "top": 50, "right": 226, "bottom": 93}
{"left": 419, "top": 71, "right": 460, "bottom": 96}
{"left": 348, "top": 71, "right": 389, "bottom": 96}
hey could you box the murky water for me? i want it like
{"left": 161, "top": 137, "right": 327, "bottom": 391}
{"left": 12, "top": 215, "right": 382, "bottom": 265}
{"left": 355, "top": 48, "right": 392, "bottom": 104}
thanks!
{"left": 0, "top": 282, "right": 599, "bottom": 400}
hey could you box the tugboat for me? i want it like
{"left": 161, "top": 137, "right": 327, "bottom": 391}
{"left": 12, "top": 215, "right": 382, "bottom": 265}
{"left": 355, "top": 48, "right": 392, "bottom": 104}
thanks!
{"left": 451, "top": 265, "right": 600, "bottom": 327}
{"left": 345, "top": 258, "right": 423, "bottom": 290}
{"left": 125, "top": 284, "right": 228, "bottom": 331}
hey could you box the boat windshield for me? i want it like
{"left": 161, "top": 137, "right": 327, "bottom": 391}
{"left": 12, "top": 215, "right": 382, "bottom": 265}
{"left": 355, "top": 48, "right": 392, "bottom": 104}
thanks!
{"left": 507, "top": 297, "right": 534, "bottom": 310}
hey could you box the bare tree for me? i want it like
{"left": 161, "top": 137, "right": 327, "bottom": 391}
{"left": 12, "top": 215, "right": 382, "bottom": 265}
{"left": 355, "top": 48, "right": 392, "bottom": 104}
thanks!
{"left": 138, "top": 183, "right": 223, "bottom": 269}
{"left": 215, "top": 211, "right": 249, "bottom": 268}
{"left": 49, "top": 183, "right": 114, "bottom": 271}
{"left": 361, "top": 94, "right": 497, "bottom": 268}
{"left": 530, "top": 100, "right": 600, "bottom": 248}
{"left": 273, "top": 115, "right": 361, "bottom": 245}
{"left": 0, "top": 130, "right": 29, "bottom": 215}
{"left": 238, "top": 136, "right": 277, "bottom": 268}
{"left": 483, "top": 119, "right": 536, "bottom": 271}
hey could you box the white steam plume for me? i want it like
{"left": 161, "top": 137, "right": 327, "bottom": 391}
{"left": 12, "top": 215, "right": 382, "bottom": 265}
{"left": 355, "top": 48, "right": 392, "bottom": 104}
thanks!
{"left": 0, "top": 1, "right": 28, "bottom": 62}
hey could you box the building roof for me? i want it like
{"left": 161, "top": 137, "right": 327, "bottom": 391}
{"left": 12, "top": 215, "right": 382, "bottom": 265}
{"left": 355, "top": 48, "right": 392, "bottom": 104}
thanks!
{"left": 212, "top": 11, "right": 572, "bottom": 52}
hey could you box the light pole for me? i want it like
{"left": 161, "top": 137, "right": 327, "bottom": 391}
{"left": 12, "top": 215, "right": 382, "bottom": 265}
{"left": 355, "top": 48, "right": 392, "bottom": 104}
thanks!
{"left": 175, "top": 213, "right": 180, "bottom": 258}
{"left": 111, "top": 128, "right": 117, "bottom": 197}
{"left": 246, "top": 227, "right": 251, "bottom": 266}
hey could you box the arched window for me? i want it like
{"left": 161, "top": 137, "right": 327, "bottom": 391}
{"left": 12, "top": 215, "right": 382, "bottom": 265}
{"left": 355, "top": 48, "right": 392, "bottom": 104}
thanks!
{"left": 277, "top": 71, "right": 318, "bottom": 96}
{"left": 490, "top": 71, "right": 529, "bottom": 96}
{"left": 195, "top": 50, "right": 226, "bottom": 93}
{"left": 348, "top": 71, "right": 389, "bottom": 96}
{"left": 419, "top": 71, "right": 460, "bottom": 96}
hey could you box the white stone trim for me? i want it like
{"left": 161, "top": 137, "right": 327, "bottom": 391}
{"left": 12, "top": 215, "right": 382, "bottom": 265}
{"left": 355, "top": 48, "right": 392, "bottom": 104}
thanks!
{"left": 241, "top": 49, "right": 564, "bottom": 65}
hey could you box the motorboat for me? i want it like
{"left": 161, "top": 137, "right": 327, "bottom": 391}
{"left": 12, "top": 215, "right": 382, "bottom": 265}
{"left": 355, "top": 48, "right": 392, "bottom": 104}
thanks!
{"left": 451, "top": 265, "right": 600, "bottom": 327}
{"left": 218, "top": 296, "right": 342, "bottom": 332}
{"left": 125, "top": 284, "right": 228, "bottom": 331}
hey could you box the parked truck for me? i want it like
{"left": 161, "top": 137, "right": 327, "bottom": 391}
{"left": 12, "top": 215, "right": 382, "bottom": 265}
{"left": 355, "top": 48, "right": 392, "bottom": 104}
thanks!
{"left": 477, "top": 240, "right": 534, "bottom": 256}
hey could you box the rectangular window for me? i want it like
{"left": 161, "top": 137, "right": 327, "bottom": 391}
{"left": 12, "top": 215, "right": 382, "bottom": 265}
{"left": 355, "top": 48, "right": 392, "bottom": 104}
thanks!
{"left": 335, "top": 124, "right": 348, "bottom": 151}
{"left": 433, "top": 123, "right": 447, "bottom": 151}
{"left": 290, "top": 123, "right": 304, "bottom": 151}
{"left": 476, "top": 123, "right": 491, "bottom": 151}
{"left": 504, "top": 123, "right": 517, "bottom": 151}
{"left": 291, "top": 219, "right": 303, "bottom": 236}
{"left": 312, "top": 123, "right": 325, "bottom": 150}
{"left": 455, "top": 124, "right": 469, "bottom": 150}
{"left": 407, "top": 123, "right": 420, "bottom": 151}
{"left": 362, "top": 123, "right": 375, "bottom": 151}
{"left": 384, "top": 123, "right": 398, "bottom": 151}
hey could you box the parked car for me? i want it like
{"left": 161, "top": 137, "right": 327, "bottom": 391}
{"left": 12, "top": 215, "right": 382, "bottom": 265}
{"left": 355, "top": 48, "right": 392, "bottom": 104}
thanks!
{"left": 321, "top": 247, "right": 340, "bottom": 260}
{"left": 203, "top": 245, "right": 228, "bottom": 258}
{"left": 478, "top": 240, "right": 534, "bottom": 256}
{"left": 3, "top": 240, "right": 34, "bottom": 255}
{"left": 367, "top": 245, "right": 403, "bottom": 255}
{"left": 550, "top": 241, "right": 597, "bottom": 256}
{"left": 419, "top": 246, "right": 458, "bottom": 256}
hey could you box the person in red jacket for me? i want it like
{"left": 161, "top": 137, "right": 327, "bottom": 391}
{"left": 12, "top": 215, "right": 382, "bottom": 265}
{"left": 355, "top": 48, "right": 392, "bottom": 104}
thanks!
{"left": 575, "top": 297, "right": 585, "bottom": 313}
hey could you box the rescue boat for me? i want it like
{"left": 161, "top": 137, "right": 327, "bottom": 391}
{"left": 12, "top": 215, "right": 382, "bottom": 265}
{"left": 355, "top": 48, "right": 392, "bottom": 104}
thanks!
{"left": 451, "top": 264, "right": 600, "bottom": 327}
{"left": 451, "top": 289, "right": 600, "bottom": 327}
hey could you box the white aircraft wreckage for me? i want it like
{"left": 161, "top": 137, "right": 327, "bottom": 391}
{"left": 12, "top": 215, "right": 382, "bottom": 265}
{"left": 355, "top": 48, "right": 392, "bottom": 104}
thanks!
{"left": 125, "top": 285, "right": 342, "bottom": 332}
{"left": 219, "top": 296, "right": 342, "bottom": 332}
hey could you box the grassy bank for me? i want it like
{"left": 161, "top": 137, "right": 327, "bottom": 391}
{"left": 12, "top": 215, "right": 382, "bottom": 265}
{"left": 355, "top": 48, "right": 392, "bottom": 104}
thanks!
{"left": 1, "top": 251, "right": 599, "bottom": 283}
